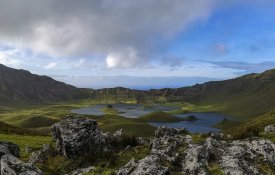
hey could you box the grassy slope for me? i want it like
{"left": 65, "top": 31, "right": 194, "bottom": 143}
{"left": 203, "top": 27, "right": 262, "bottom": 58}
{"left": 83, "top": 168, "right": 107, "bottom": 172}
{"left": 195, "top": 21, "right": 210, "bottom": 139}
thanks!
{"left": 0, "top": 134, "right": 51, "bottom": 161}
{"left": 0, "top": 100, "right": 158, "bottom": 137}
{"left": 194, "top": 71, "right": 275, "bottom": 120}
{"left": 0, "top": 121, "right": 36, "bottom": 135}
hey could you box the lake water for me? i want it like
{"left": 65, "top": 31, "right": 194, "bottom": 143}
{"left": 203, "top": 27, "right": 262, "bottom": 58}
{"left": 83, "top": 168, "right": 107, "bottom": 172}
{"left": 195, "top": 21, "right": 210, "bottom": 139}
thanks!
{"left": 150, "top": 112, "right": 232, "bottom": 133}
{"left": 71, "top": 104, "right": 178, "bottom": 118}
{"left": 72, "top": 104, "right": 233, "bottom": 133}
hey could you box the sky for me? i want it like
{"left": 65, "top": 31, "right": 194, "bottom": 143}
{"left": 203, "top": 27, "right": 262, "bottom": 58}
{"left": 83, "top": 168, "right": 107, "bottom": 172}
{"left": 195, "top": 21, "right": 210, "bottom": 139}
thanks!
{"left": 0, "top": 0, "right": 275, "bottom": 89}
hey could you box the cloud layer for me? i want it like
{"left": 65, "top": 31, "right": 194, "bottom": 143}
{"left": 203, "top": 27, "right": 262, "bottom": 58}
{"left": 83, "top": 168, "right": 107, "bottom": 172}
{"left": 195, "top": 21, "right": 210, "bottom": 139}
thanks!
{"left": 0, "top": 0, "right": 218, "bottom": 68}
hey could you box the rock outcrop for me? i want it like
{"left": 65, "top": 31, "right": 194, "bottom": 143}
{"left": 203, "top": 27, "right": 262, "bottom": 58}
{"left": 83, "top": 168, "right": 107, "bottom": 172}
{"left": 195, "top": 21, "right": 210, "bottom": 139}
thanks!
{"left": 52, "top": 116, "right": 127, "bottom": 159}
{"left": 118, "top": 126, "right": 275, "bottom": 175}
{"left": 1, "top": 154, "right": 42, "bottom": 175}
{"left": 0, "top": 141, "right": 20, "bottom": 158}
{"left": 28, "top": 144, "right": 50, "bottom": 165}
{"left": 117, "top": 155, "right": 169, "bottom": 175}
{"left": 52, "top": 116, "right": 108, "bottom": 159}
{"left": 182, "top": 137, "right": 275, "bottom": 175}
{"left": 117, "top": 126, "right": 188, "bottom": 175}
{"left": 0, "top": 141, "right": 42, "bottom": 175}
{"left": 66, "top": 166, "right": 95, "bottom": 175}
{"left": 264, "top": 124, "right": 275, "bottom": 133}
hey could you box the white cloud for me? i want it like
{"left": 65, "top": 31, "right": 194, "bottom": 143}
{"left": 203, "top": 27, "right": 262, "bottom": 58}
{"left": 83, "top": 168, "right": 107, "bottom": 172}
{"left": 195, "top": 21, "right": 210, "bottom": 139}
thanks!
{"left": 106, "top": 48, "right": 142, "bottom": 68}
{"left": 43, "top": 62, "right": 57, "bottom": 69}
{"left": 0, "top": 0, "right": 220, "bottom": 68}
{"left": 73, "top": 58, "right": 97, "bottom": 69}
{"left": 0, "top": 49, "right": 22, "bottom": 67}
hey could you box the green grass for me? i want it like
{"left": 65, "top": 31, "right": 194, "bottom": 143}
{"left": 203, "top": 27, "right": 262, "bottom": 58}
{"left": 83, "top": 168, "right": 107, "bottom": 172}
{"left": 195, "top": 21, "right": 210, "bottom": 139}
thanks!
{"left": 259, "top": 133, "right": 275, "bottom": 143}
{"left": 207, "top": 163, "right": 225, "bottom": 175}
{"left": 102, "top": 107, "right": 120, "bottom": 115}
{"left": 0, "top": 121, "right": 36, "bottom": 135}
{"left": 0, "top": 134, "right": 51, "bottom": 161}
{"left": 224, "top": 109, "right": 275, "bottom": 140}
{"left": 140, "top": 111, "right": 185, "bottom": 122}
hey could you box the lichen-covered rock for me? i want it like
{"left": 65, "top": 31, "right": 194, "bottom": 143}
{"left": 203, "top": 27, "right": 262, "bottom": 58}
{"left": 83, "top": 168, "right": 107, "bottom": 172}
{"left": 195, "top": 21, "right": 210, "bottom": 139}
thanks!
{"left": 182, "top": 144, "right": 209, "bottom": 175}
{"left": 264, "top": 125, "right": 275, "bottom": 133}
{"left": 116, "top": 155, "right": 169, "bottom": 175}
{"left": 181, "top": 136, "right": 275, "bottom": 175}
{"left": 0, "top": 141, "right": 20, "bottom": 158}
{"left": 1, "top": 154, "right": 42, "bottom": 175}
{"left": 114, "top": 129, "right": 125, "bottom": 138}
{"left": 155, "top": 126, "right": 187, "bottom": 138}
{"left": 136, "top": 137, "right": 150, "bottom": 146}
{"left": 25, "top": 146, "right": 33, "bottom": 154}
{"left": 210, "top": 133, "right": 224, "bottom": 140}
{"left": 118, "top": 126, "right": 188, "bottom": 175}
{"left": 67, "top": 166, "right": 95, "bottom": 175}
{"left": 219, "top": 145, "right": 261, "bottom": 175}
{"left": 185, "top": 135, "right": 193, "bottom": 144}
{"left": 28, "top": 144, "right": 50, "bottom": 165}
{"left": 52, "top": 116, "right": 128, "bottom": 159}
{"left": 52, "top": 116, "right": 107, "bottom": 159}
{"left": 235, "top": 138, "right": 275, "bottom": 164}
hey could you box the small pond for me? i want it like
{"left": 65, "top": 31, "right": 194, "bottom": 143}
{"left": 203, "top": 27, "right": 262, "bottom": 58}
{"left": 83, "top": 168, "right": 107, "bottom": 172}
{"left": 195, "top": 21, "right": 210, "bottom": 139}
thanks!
{"left": 71, "top": 104, "right": 178, "bottom": 118}
{"left": 72, "top": 104, "right": 234, "bottom": 133}
{"left": 150, "top": 112, "right": 233, "bottom": 133}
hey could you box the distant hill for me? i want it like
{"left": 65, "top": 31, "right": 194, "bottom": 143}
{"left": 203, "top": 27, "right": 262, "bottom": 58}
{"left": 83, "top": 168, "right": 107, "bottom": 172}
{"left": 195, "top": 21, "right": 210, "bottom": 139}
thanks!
{"left": 0, "top": 120, "right": 35, "bottom": 135}
{"left": 92, "top": 69, "right": 275, "bottom": 119}
{"left": 0, "top": 64, "right": 90, "bottom": 103}
{"left": 1, "top": 64, "right": 275, "bottom": 119}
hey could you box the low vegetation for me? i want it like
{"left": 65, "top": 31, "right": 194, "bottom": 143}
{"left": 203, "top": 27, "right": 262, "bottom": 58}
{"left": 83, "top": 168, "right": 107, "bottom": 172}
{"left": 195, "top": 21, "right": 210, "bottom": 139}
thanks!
{"left": 140, "top": 111, "right": 184, "bottom": 122}
{"left": 0, "top": 134, "right": 51, "bottom": 161}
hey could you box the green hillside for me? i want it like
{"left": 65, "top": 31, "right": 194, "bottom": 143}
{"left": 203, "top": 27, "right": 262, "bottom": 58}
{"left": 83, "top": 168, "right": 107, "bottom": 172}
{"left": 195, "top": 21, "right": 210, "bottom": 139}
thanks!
{"left": 0, "top": 120, "right": 36, "bottom": 135}
{"left": 0, "top": 64, "right": 91, "bottom": 103}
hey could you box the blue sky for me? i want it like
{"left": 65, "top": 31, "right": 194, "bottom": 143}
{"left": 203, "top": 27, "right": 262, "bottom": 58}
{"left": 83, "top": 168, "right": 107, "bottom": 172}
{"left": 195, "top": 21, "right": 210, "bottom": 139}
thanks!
{"left": 0, "top": 0, "right": 275, "bottom": 89}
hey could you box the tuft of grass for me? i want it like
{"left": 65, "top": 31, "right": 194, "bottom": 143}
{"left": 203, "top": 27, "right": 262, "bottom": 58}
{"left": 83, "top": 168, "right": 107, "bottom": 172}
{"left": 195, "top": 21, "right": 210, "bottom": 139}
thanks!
{"left": 207, "top": 163, "right": 225, "bottom": 175}
{"left": 191, "top": 134, "right": 207, "bottom": 144}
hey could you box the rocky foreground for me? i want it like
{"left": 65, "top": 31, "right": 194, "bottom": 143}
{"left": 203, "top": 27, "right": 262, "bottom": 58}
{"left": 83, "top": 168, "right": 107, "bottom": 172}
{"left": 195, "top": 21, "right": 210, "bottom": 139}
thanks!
{"left": 0, "top": 116, "right": 275, "bottom": 175}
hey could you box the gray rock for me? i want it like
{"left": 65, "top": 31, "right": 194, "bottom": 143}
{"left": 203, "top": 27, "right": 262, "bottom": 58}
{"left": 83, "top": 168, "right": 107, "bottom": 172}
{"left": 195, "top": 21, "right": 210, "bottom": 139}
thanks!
{"left": 155, "top": 126, "right": 187, "bottom": 138}
{"left": 1, "top": 154, "right": 42, "bottom": 175}
{"left": 226, "top": 134, "right": 232, "bottom": 140}
{"left": 25, "top": 146, "right": 33, "bottom": 154}
{"left": 118, "top": 126, "right": 188, "bottom": 175}
{"left": 52, "top": 116, "right": 108, "bottom": 159}
{"left": 28, "top": 144, "right": 50, "bottom": 165}
{"left": 116, "top": 155, "right": 169, "bottom": 175}
{"left": 219, "top": 145, "right": 261, "bottom": 175}
{"left": 69, "top": 166, "right": 95, "bottom": 175}
{"left": 210, "top": 133, "right": 224, "bottom": 140}
{"left": 182, "top": 144, "right": 209, "bottom": 175}
{"left": 114, "top": 129, "right": 125, "bottom": 139}
{"left": 185, "top": 135, "right": 193, "bottom": 144}
{"left": 0, "top": 141, "right": 20, "bottom": 158}
{"left": 136, "top": 137, "right": 150, "bottom": 146}
{"left": 264, "top": 125, "right": 275, "bottom": 133}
